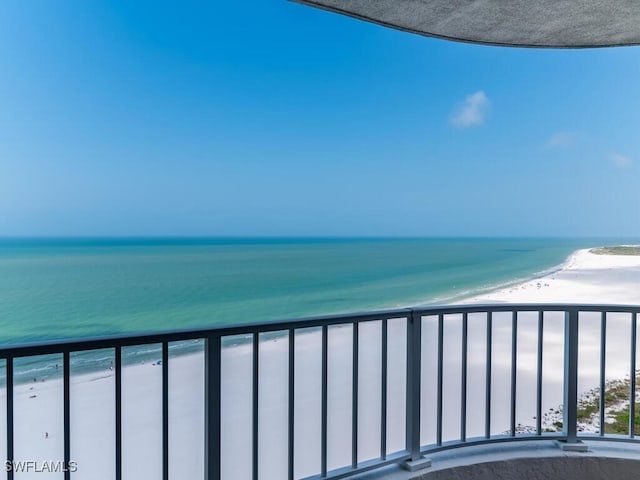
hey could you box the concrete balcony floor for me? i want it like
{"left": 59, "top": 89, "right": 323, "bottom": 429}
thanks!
{"left": 353, "top": 440, "right": 640, "bottom": 480}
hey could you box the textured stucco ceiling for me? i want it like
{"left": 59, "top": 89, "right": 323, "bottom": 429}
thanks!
{"left": 293, "top": 0, "right": 640, "bottom": 48}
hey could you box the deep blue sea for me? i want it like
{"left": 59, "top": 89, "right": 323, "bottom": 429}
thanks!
{"left": 1, "top": 237, "right": 634, "bottom": 347}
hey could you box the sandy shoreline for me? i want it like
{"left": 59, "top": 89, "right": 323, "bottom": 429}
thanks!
{"left": 464, "top": 248, "right": 640, "bottom": 305}
{"left": 4, "top": 247, "right": 640, "bottom": 479}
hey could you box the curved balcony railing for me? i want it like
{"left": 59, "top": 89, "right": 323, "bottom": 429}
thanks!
{"left": 1, "top": 304, "right": 639, "bottom": 479}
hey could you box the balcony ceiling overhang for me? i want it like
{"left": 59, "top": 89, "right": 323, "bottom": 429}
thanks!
{"left": 292, "top": 0, "right": 640, "bottom": 48}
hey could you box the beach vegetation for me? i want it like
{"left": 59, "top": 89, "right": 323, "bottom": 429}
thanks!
{"left": 590, "top": 246, "right": 640, "bottom": 256}
{"left": 542, "top": 373, "right": 640, "bottom": 435}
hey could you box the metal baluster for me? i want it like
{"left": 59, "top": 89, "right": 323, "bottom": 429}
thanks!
{"left": 205, "top": 335, "right": 222, "bottom": 480}
{"left": 485, "top": 312, "right": 492, "bottom": 439}
{"left": 321, "top": 325, "right": 328, "bottom": 477}
{"left": 536, "top": 311, "right": 544, "bottom": 436}
{"left": 461, "top": 313, "right": 468, "bottom": 442}
{"left": 631, "top": 313, "right": 638, "bottom": 438}
{"left": 288, "top": 329, "right": 295, "bottom": 480}
{"left": 380, "top": 319, "right": 388, "bottom": 460}
{"left": 7, "top": 357, "right": 14, "bottom": 480}
{"left": 510, "top": 312, "right": 518, "bottom": 437}
{"left": 599, "top": 312, "right": 607, "bottom": 436}
{"left": 352, "top": 323, "right": 359, "bottom": 468}
{"left": 64, "top": 352, "right": 71, "bottom": 480}
{"left": 115, "top": 347, "right": 122, "bottom": 480}
{"left": 629, "top": 312, "right": 637, "bottom": 438}
{"left": 436, "top": 315, "right": 443, "bottom": 446}
{"left": 162, "top": 342, "right": 169, "bottom": 480}
{"left": 252, "top": 334, "right": 259, "bottom": 480}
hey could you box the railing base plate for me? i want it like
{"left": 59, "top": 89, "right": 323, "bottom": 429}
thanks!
{"left": 555, "top": 440, "right": 589, "bottom": 452}
{"left": 401, "top": 457, "right": 432, "bottom": 471}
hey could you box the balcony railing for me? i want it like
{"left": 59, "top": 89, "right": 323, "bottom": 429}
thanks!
{"left": 1, "top": 304, "right": 639, "bottom": 479}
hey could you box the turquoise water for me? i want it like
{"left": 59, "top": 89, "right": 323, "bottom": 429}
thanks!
{"left": 1, "top": 237, "right": 633, "bottom": 346}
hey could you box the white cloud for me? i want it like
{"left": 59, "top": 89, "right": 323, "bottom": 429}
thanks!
{"left": 450, "top": 91, "right": 490, "bottom": 127}
{"left": 546, "top": 131, "right": 580, "bottom": 149}
{"left": 609, "top": 152, "right": 633, "bottom": 168}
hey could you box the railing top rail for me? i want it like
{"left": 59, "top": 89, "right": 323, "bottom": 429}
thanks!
{"left": 412, "top": 303, "right": 640, "bottom": 315}
{"left": 0, "top": 307, "right": 413, "bottom": 357}
{"left": 0, "top": 303, "right": 638, "bottom": 358}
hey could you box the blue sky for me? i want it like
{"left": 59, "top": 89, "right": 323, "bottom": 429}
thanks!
{"left": 1, "top": 0, "right": 639, "bottom": 237}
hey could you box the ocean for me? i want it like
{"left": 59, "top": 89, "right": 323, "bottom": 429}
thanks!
{"left": 0, "top": 237, "right": 631, "bottom": 345}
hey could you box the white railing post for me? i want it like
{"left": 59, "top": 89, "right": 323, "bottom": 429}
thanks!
{"left": 558, "top": 309, "right": 587, "bottom": 451}
{"left": 402, "top": 310, "right": 431, "bottom": 471}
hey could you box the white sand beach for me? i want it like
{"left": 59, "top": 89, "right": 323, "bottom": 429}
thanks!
{"left": 4, "top": 248, "right": 640, "bottom": 479}
{"left": 464, "top": 248, "right": 640, "bottom": 305}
